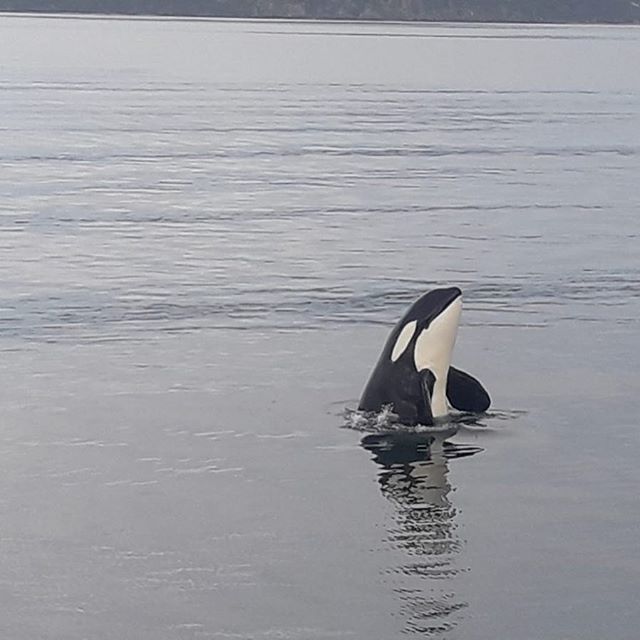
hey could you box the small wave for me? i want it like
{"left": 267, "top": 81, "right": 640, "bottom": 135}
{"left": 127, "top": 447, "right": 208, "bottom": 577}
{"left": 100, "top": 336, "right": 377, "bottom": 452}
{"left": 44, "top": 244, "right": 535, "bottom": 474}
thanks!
{"left": 342, "top": 405, "right": 526, "bottom": 436}
{"left": 343, "top": 407, "right": 465, "bottom": 436}
{"left": 4, "top": 267, "right": 638, "bottom": 344}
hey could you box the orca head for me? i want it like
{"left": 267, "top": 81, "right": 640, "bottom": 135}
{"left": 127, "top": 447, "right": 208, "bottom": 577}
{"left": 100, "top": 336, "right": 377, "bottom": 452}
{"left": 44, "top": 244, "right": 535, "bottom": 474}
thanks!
{"left": 387, "top": 287, "right": 462, "bottom": 419}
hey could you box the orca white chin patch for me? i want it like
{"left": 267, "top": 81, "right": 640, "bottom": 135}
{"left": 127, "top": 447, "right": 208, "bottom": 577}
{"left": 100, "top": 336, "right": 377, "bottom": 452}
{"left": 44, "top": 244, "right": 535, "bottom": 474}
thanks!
{"left": 391, "top": 320, "right": 417, "bottom": 362}
{"left": 414, "top": 296, "right": 462, "bottom": 417}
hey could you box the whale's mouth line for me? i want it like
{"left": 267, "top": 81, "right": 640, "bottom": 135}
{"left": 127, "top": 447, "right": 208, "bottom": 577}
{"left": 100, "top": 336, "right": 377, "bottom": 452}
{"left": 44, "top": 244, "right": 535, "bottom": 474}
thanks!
{"left": 443, "top": 291, "right": 462, "bottom": 309}
{"left": 416, "top": 289, "right": 462, "bottom": 325}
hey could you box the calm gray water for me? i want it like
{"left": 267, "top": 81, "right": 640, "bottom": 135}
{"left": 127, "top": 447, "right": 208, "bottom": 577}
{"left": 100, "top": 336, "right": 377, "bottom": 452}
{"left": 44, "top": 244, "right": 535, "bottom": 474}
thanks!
{"left": 1, "top": 14, "right": 640, "bottom": 639}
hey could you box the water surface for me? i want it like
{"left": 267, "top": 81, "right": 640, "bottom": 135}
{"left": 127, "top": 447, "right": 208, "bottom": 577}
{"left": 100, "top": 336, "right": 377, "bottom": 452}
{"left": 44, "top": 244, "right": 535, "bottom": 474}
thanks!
{"left": 1, "top": 15, "right": 640, "bottom": 639}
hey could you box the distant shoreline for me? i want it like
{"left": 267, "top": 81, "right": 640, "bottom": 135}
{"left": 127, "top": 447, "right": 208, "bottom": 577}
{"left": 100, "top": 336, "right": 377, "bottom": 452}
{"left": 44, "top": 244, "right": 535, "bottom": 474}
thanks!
{"left": 9, "top": 12, "right": 640, "bottom": 26}
{"left": 0, "top": 1, "right": 639, "bottom": 25}
{"left": 8, "top": 9, "right": 640, "bottom": 27}
{"left": 2, "top": 12, "right": 640, "bottom": 26}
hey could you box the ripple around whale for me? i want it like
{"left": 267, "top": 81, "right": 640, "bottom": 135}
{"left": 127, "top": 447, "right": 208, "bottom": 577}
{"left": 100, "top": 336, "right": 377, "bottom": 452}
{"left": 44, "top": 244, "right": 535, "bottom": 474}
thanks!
{"left": 342, "top": 404, "right": 522, "bottom": 435}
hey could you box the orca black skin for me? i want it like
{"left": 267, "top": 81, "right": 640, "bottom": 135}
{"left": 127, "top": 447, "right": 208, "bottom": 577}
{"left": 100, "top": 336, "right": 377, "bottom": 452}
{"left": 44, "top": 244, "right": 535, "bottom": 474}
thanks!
{"left": 358, "top": 287, "right": 490, "bottom": 426}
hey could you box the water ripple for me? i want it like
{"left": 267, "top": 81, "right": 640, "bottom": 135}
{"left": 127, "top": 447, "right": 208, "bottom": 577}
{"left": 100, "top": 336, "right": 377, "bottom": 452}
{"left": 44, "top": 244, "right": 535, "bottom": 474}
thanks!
{"left": 1, "top": 268, "right": 638, "bottom": 343}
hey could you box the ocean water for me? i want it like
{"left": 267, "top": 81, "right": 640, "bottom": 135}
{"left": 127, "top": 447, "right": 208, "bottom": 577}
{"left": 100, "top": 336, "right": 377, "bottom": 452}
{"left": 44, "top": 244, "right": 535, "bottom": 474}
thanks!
{"left": 1, "top": 14, "right": 639, "bottom": 639}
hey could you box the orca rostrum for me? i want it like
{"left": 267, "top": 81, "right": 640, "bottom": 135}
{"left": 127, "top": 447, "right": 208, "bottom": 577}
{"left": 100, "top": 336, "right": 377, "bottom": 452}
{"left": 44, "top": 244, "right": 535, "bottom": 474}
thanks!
{"left": 358, "top": 287, "right": 490, "bottom": 426}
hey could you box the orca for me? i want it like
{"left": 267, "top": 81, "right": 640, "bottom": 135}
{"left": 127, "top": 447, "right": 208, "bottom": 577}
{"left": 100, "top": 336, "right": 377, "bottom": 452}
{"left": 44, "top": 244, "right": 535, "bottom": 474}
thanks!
{"left": 358, "top": 287, "right": 490, "bottom": 426}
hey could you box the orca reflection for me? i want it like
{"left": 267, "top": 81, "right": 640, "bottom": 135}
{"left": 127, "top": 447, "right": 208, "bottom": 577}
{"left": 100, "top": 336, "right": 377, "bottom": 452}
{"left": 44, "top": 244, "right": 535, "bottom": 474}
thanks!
{"left": 361, "top": 431, "right": 482, "bottom": 636}
{"left": 359, "top": 287, "right": 490, "bottom": 426}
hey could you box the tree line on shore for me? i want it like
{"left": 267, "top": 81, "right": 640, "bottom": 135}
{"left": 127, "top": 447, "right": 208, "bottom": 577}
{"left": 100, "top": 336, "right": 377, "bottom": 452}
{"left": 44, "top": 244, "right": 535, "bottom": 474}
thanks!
{"left": 1, "top": 0, "right": 639, "bottom": 23}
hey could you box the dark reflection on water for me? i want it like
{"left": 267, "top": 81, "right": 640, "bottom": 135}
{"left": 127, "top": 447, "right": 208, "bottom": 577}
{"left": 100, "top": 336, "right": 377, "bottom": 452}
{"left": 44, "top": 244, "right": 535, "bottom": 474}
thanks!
{"left": 361, "top": 432, "right": 482, "bottom": 635}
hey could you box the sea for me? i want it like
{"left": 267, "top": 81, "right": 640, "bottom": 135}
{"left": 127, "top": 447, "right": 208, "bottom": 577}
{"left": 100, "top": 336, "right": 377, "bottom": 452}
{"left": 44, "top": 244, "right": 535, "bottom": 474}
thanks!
{"left": 1, "top": 14, "right": 639, "bottom": 639}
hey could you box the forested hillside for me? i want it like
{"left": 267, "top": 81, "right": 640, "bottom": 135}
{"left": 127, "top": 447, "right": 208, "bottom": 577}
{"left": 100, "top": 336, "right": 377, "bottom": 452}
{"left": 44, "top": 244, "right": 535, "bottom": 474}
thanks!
{"left": 1, "top": 0, "right": 639, "bottom": 23}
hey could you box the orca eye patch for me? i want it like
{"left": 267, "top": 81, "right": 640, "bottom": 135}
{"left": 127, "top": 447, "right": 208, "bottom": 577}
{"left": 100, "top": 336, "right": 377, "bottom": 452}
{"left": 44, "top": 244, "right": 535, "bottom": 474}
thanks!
{"left": 390, "top": 320, "right": 417, "bottom": 362}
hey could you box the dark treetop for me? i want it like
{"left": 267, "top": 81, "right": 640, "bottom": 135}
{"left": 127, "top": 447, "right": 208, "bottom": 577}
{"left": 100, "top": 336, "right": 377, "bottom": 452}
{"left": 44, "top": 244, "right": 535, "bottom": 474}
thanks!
{"left": 1, "top": 0, "right": 639, "bottom": 23}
